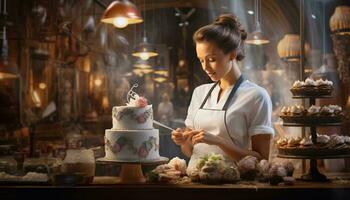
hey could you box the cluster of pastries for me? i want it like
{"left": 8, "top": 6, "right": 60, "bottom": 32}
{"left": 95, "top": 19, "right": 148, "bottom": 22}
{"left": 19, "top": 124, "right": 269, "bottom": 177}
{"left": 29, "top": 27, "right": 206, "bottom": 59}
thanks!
{"left": 277, "top": 134, "right": 350, "bottom": 149}
{"left": 292, "top": 78, "right": 333, "bottom": 88}
{"left": 290, "top": 77, "right": 333, "bottom": 96}
{"left": 280, "top": 104, "right": 342, "bottom": 117}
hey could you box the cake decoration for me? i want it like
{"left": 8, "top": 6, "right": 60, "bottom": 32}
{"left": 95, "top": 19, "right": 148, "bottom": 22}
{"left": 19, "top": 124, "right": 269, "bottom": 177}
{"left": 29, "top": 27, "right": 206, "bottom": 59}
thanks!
{"left": 126, "top": 84, "right": 148, "bottom": 107}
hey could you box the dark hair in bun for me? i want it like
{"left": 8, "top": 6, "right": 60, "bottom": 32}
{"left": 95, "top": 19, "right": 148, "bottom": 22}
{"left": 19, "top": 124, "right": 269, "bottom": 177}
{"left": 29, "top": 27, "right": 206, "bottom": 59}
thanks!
{"left": 193, "top": 14, "right": 247, "bottom": 61}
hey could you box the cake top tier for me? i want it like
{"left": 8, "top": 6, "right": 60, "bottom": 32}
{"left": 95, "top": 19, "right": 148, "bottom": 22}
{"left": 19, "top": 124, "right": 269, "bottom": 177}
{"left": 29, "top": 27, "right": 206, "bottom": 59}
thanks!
{"left": 126, "top": 83, "right": 148, "bottom": 108}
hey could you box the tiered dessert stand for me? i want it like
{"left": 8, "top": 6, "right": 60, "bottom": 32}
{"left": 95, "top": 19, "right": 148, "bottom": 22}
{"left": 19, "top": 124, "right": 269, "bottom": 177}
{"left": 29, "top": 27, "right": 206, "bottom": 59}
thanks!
{"left": 97, "top": 157, "right": 168, "bottom": 183}
{"left": 278, "top": 94, "right": 350, "bottom": 182}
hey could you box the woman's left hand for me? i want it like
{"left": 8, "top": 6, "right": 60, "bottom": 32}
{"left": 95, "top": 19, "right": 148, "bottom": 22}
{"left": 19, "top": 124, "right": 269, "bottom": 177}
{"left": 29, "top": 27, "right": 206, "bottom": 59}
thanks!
{"left": 191, "top": 129, "right": 220, "bottom": 145}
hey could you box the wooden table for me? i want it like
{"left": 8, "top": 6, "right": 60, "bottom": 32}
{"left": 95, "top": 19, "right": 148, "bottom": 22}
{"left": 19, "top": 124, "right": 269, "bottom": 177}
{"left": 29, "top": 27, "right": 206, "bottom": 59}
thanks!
{"left": 1, "top": 176, "right": 350, "bottom": 200}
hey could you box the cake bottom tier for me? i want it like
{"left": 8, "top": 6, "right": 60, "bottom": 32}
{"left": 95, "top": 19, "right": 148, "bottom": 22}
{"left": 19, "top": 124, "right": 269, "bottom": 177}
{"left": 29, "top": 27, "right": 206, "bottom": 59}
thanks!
{"left": 104, "top": 129, "right": 160, "bottom": 161}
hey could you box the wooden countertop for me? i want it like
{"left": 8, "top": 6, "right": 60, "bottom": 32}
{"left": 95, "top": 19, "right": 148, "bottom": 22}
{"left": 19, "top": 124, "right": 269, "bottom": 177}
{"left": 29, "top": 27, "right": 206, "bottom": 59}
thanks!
{"left": 1, "top": 176, "right": 350, "bottom": 200}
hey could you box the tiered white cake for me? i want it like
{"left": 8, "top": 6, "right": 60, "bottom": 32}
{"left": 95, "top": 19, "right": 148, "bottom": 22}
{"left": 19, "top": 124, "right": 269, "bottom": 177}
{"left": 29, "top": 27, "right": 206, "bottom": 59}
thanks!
{"left": 104, "top": 85, "right": 160, "bottom": 161}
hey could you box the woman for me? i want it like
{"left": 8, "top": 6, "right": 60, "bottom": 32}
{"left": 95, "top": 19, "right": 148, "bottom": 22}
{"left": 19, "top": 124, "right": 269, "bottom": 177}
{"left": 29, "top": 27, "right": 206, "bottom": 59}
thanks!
{"left": 171, "top": 14, "right": 274, "bottom": 172}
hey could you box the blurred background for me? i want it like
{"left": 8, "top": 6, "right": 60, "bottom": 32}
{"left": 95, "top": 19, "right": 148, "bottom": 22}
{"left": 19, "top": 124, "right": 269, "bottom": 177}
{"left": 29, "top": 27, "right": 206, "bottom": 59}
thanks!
{"left": 0, "top": 0, "right": 349, "bottom": 175}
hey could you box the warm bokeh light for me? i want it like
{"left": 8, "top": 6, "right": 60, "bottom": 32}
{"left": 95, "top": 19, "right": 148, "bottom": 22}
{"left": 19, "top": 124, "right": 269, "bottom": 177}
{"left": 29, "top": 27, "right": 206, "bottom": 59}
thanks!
{"left": 139, "top": 52, "right": 150, "bottom": 60}
{"left": 113, "top": 17, "right": 128, "bottom": 28}
{"left": 39, "top": 82, "right": 47, "bottom": 90}
{"left": 94, "top": 78, "right": 102, "bottom": 87}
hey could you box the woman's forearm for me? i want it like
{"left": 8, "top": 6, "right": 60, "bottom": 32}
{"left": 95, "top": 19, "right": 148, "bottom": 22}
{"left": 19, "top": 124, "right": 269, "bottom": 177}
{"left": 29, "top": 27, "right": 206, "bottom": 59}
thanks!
{"left": 216, "top": 137, "right": 263, "bottom": 161}
{"left": 180, "top": 139, "right": 193, "bottom": 158}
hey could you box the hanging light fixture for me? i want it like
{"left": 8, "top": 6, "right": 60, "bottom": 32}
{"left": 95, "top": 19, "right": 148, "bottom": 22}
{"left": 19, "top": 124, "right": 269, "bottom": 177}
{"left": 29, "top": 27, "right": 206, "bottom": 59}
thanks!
{"left": 0, "top": 26, "right": 18, "bottom": 79}
{"left": 132, "top": 0, "right": 158, "bottom": 60}
{"left": 134, "top": 59, "right": 152, "bottom": 69}
{"left": 132, "top": 36, "right": 158, "bottom": 60}
{"left": 153, "top": 76, "right": 167, "bottom": 83}
{"left": 101, "top": 0, "right": 143, "bottom": 29}
{"left": 246, "top": 0, "right": 270, "bottom": 45}
{"left": 330, "top": 6, "right": 350, "bottom": 35}
{"left": 277, "top": 34, "right": 310, "bottom": 62}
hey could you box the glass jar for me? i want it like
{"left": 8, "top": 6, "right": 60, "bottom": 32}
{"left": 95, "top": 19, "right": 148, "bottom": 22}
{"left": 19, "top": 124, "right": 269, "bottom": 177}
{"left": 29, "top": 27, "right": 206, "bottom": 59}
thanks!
{"left": 0, "top": 157, "right": 17, "bottom": 174}
{"left": 61, "top": 149, "right": 95, "bottom": 183}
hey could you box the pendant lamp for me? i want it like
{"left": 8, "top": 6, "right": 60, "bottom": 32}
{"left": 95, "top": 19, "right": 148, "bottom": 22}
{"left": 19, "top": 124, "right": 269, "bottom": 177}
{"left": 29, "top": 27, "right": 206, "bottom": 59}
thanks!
{"left": 277, "top": 34, "right": 311, "bottom": 62}
{"left": 134, "top": 59, "right": 152, "bottom": 69}
{"left": 0, "top": 26, "right": 17, "bottom": 79}
{"left": 101, "top": 0, "right": 143, "bottom": 28}
{"left": 246, "top": 0, "right": 270, "bottom": 45}
{"left": 330, "top": 6, "right": 350, "bottom": 35}
{"left": 132, "top": 1, "right": 158, "bottom": 60}
{"left": 132, "top": 36, "right": 158, "bottom": 60}
{"left": 153, "top": 76, "right": 167, "bottom": 83}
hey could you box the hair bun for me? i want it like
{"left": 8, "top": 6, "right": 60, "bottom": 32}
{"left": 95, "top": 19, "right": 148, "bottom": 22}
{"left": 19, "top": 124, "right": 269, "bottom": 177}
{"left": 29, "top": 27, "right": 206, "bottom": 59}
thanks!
{"left": 214, "top": 14, "right": 247, "bottom": 41}
{"left": 214, "top": 14, "right": 237, "bottom": 29}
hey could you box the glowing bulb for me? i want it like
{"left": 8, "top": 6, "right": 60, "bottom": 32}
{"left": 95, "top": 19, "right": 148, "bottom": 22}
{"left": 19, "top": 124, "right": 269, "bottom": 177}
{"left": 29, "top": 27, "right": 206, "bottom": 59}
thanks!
{"left": 113, "top": 17, "right": 128, "bottom": 28}
{"left": 94, "top": 79, "right": 102, "bottom": 86}
{"left": 139, "top": 52, "right": 150, "bottom": 60}
{"left": 39, "top": 83, "right": 47, "bottom": 90}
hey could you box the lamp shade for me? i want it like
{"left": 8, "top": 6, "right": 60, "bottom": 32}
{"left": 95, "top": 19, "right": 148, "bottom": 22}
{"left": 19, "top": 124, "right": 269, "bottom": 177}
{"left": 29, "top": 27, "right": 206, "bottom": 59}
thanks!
{"left": 330, "top": 6, "right": 350, "bottom": 35}
{"left": 134, "top": 59, "right": 152, "bottom": 69}
{"left": 132, "top": 37, "right": 158, "bottom": 60}
{"left": 246, "top": 30, "right": 270, "bottom": 45}
{"left": 101, "top": 0, "right": 143, "bottom": 28}
{"left": 0, "top": 60, "right": 18, "bottom": 79}
{"left": 153, "top": 77, "right": 167, "bottom": 83}
{"left": 153, "top": 69, "right": 169, "bottom": 77}
{"left": 277, "top": 34, "right": 310, "bottom": 62}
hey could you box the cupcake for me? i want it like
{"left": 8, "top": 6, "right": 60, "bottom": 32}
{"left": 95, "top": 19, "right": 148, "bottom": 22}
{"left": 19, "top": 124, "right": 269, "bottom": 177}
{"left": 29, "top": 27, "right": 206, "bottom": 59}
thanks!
{"left": 299, "top": 137, "right": 313, "bottom": 147}
{"left": 280, "top": 106, "right": 290, "bottom": 116}
{"left": 277, "top": 138, "right": 288, "bottom": 147}
{"left": 290, "top": 105, "right": 305, "bottom": 117}
{"left": 320, "top": 106, "right": 334, "bottom": 116}
{"left": 316, "top": 134, "right": 330, "bottom": 146}
{"left": 287, "top": 137, "right": 301, "bottom": 148}
{"left": 304, "top": 78, "right": 316, "bottom": 87}
{"left": 307, "top": 105, "right": 321, "bottom": 116}
{"left": 344, "top": 136, "right": 350, "bottom": 145}
{"left": 315, "top": 79, "right": 333, "bottom": 89}
{"left": 292, "top": 80, "right": 305, "bottom": 88}
{"left": 328, "top": 134, "right": 345, "bottom": 148}
{"left": 328, "top": 105, "right": 342, "bottom": 115}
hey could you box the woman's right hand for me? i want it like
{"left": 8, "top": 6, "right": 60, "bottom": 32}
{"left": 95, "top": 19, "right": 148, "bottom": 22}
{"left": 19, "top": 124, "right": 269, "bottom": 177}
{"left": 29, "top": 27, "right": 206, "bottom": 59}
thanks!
{"left": 171, "top": 128, "right": 192, "bottom": 145}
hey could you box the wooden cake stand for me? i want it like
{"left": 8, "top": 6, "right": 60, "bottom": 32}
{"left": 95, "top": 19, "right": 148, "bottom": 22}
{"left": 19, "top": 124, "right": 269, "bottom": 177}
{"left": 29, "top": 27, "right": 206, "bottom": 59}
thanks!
{"left": 97, "top": 157, "right": 168, "bottom": 183}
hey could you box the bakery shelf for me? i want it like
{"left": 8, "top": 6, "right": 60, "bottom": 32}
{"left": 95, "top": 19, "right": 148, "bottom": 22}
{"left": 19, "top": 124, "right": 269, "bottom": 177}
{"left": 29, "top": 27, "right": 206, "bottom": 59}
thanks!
{"left": 292, "top": 95, "right": 333, "bottom": 99}
{"left": 282, "top": 122, "right": 342, "bottom": 127}
{"left": 278, "top": 83, "right": 348, "bottom": 182}
{"left": 277, "top": 153, "right": 350, "bottom": 159}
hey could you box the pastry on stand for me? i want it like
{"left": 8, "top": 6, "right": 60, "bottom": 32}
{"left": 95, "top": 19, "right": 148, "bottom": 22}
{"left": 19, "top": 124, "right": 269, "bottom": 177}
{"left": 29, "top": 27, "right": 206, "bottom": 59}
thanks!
{"left": 278, "top": 78, "right": 349, "bottom": 182}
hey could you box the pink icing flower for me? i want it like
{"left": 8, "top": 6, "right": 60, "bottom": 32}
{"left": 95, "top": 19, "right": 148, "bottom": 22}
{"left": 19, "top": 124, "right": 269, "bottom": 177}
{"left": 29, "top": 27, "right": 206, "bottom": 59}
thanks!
{"left": 112, "top": 143, "right": 121, "bottom": 153}
{"left": 136, "top": 97, "right": 148, "bottom": 107}
{"left": 138, "top": 147, "right": 148, "bottom": 158}
{"left": 136, "top": 116, "right": 146, "bottom": 123}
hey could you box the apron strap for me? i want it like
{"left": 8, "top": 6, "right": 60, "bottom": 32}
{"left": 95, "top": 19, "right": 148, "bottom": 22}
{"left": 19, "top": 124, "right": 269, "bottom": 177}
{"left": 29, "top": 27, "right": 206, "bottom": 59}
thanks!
{"left": 199, "top": 82, "right": 219, "bottom": 109}
{"left": 199, "top": 75, "right": 245, "bottom": 110}
{"left": 222, "top": 75, "right": 245, "bottom": 110}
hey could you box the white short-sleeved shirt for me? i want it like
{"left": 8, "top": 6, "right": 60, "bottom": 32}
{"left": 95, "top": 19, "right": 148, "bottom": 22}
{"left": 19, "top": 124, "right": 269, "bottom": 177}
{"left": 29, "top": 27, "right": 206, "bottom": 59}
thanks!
{"left": 185, "top": 80, "right": 274, "bottom": 149}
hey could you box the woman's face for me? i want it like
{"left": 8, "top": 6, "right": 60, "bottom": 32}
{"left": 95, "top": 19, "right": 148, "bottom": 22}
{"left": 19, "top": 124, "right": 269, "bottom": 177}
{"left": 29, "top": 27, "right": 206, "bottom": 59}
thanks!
{"left": 196, "top": 41, "right": 233, "bottom": 82}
